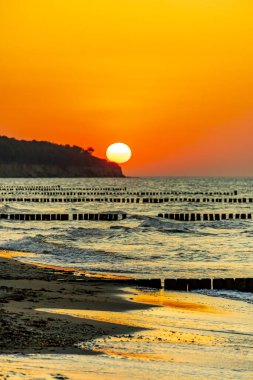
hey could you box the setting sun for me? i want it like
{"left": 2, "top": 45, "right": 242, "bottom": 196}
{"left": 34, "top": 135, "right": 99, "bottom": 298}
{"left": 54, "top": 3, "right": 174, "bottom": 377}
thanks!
{"left": 106, "top": 143, "right": 132, "bottom": 164}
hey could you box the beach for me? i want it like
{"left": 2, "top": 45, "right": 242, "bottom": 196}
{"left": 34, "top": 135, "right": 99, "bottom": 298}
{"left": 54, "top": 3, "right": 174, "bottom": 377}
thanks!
{"left": 0, "top": 250, "right": 252, "bottom": 379}
{"left": 0, "top": 251, "right": 148, "bottom": 354}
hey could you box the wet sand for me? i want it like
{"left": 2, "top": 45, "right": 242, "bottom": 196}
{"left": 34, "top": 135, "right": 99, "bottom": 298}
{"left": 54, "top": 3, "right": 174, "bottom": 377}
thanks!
{"left": 0, "top": 250, "right": 253, "bottom": 379}
{"left": 0, "top": 250, "right": 150, "bottom": 356}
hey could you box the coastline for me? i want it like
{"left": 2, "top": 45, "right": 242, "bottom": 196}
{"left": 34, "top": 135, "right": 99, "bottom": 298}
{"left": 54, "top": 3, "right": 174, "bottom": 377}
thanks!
{"left": 0, "top": 250, "right": 149, "bottom": 355}
{"left": 0, "top": 250, "right": 253, "bottom": 379}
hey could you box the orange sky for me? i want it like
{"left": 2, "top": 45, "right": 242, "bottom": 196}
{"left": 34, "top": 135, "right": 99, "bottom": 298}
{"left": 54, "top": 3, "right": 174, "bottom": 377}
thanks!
{"left": 1, "top": 0, "right": 253, "bottom": 176}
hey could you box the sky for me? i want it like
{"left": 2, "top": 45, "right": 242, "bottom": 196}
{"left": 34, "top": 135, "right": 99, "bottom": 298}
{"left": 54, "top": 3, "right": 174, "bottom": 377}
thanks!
{"left": 1, "top": 0, "right": 253, "bottom": 176}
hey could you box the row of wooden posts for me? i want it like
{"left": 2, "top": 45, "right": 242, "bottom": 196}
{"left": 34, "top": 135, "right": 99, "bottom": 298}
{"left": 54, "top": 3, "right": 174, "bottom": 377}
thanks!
{"left": 0, "top": 197, "right": 140, "bottom": 203}
{"left": 0, "top": 186, "right": 61, "bottom": 190}
{"left": 0, "top": 197, "right": 249, "bottom": 204}
{"left": 164, "top": 278, "right": 253, "bottom": 291}
{"left": 0, "top": 186, "right": 127, "bottom": 191}
{"left": 0, "top": 213, "right": 127, "bottom": 221}
{"left": 119, "top": 278, "right": 253, "bottom": 292}
{"left": 0, "top": 192, "right": 131, "bottom": 196}
{"left": 1, "top": 212, "right": 253, "bottom": 222}
{"left": 143, "top": 197, "right": 249, "bottom": 203}
{"left": 158, "top": 213, "right": 253, "bottom": 221}
{"left": 0, "top": 191, "right": 238, "bottom": 197}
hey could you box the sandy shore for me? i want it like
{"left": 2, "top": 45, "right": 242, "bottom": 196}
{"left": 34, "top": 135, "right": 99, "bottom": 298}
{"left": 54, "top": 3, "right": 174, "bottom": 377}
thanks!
{"left": 0, "top": 250, "right": 252, "bottom": 380}
{"left": 0, "top": 250, "right": 149, "bottom": 356}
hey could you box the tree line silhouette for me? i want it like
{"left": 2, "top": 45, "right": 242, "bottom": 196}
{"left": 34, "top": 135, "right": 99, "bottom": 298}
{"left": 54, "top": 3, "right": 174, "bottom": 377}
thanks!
{"left": 0, "top": 136, "right": 123, "bottom": 177}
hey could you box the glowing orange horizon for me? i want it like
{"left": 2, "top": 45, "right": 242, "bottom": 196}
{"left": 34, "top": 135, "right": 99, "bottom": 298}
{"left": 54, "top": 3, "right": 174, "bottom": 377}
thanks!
{"left": 1, "top": 1, "right": 253, "bottom": 176}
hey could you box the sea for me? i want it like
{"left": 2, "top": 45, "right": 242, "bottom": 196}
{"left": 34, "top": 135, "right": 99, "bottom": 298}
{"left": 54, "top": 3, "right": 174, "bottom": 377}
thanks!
{"left": 0, "top": 177, "right": 253, "bottom": 301}
{"left": 0, "top": 177, "right": 253, "bottom": 379}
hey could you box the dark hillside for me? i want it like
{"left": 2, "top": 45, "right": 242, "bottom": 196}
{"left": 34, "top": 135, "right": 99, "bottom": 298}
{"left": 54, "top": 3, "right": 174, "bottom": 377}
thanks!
{"left": 0, "top": 136, "right": 124, "bottom": 177}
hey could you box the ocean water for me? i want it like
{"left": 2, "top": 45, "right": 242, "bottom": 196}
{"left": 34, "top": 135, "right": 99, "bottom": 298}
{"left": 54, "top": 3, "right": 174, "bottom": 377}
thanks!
{"left": 0, "top": 177, "right": 253, "bottom": 296}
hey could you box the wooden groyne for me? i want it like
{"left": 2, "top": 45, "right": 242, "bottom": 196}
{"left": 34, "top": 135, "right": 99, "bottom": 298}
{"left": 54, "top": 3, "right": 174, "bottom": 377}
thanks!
{"left": 158, "top": 213, "right": 253, "bottom": 221}
{"left": 113, "top": 278, "right": 162, "bottom": 289}
{"left": 109, "top": 277, "right": 253, "bottom": 292}
{"left": 0, "top": 189, "right": 238, "bottom": 197}
{"left": 0, "top": 186, "right": 127, "bottom": 191}
{"left": 164, "top": 278, "right": 253, "bottom": 292}
{"left": 0, "top": 197, "right": 140, "bottom": 203}
{"left": 0, "top": 213, "right": 127, "bottom": 221}
{"left": 142, "top": 197, "right": 250, "bottom": 204}
{"left": 0, "top": 196, "right": 249, "bottom": 204}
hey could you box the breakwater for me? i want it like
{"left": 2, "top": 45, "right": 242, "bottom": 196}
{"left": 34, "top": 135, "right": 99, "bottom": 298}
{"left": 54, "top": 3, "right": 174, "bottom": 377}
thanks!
{"left": 111, "top": 277, "right": 253, "bottom": 292}
{"left": 0, "top": 213, "right": 127, "bottom": 221}
{"left": 158, "top": 213, "right": 253, "bottom": 221}
{"left": 1, "top": 196, "right": 251, "bottom": 203}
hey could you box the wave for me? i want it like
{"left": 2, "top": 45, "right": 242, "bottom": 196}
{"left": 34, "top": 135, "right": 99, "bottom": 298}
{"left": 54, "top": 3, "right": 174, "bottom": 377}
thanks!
{"left": 0, "top": 233, "right": 138, "bottom": 263}
{"left": 0, "top": 204, "right": 21, "bottom": 213}
{"left": 194, "top": 289, "right": 253, "bottom": 305}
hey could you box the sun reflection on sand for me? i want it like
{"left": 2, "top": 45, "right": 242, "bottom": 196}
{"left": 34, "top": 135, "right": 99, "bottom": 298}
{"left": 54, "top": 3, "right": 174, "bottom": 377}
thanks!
{"left": 131, "top": 289, "right": 223, "bottom": 313}
{"left": 37, "top": 289, "right": 227, "bottom": 362}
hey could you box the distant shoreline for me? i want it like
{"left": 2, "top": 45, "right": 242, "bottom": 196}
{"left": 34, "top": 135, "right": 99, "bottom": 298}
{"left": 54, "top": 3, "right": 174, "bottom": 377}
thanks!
{"left": 0, "top": 136, "right": 124, "bottom": 178}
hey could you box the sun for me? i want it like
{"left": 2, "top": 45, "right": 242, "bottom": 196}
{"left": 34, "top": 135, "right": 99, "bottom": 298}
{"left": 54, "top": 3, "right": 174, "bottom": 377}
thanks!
{"left": 106, "top": 143, "right": 132, "bottom": 164}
